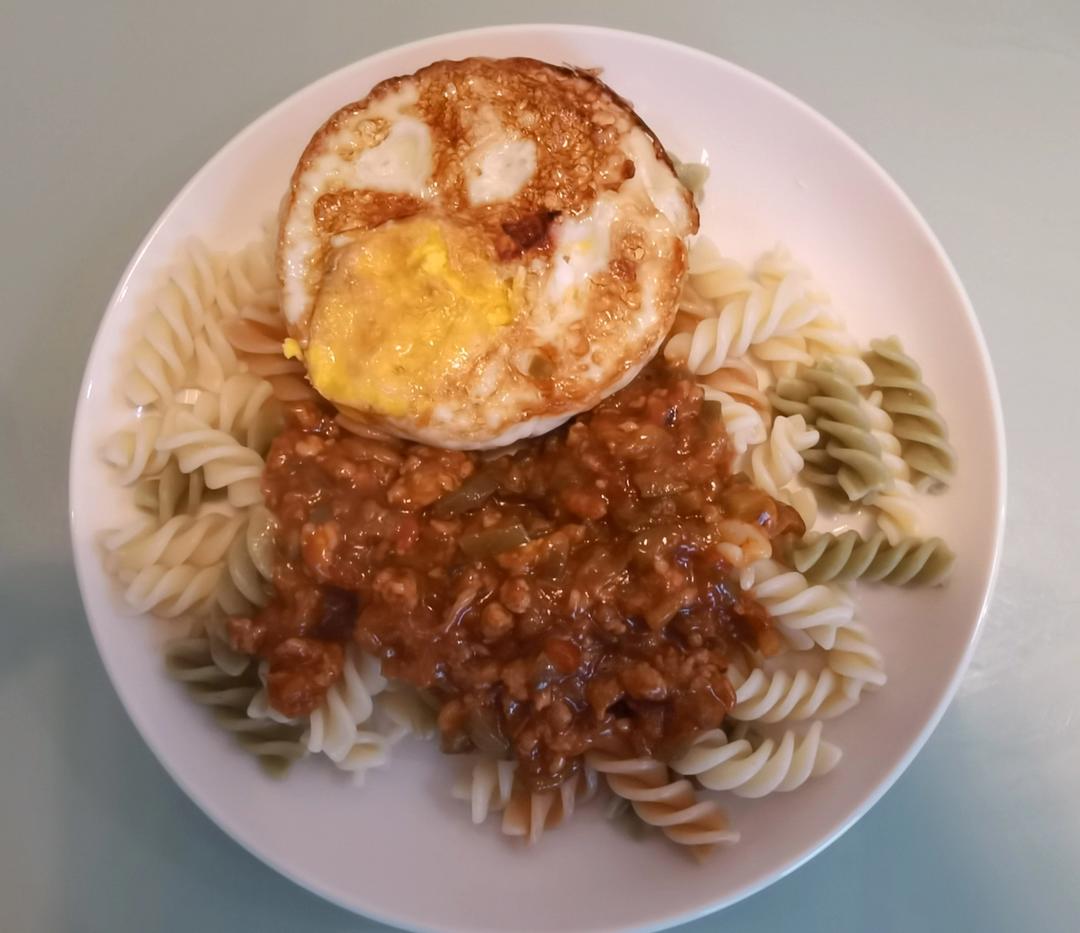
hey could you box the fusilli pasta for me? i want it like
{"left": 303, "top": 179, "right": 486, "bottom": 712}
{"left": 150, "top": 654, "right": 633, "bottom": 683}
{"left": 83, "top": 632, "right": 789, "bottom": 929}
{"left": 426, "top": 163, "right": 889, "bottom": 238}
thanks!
{"left": 216, "top": 504, "right": 277, "bottom": 614}
{"left": 770, "top": 364, "right": 890, "bottom": 501}
{"left": 666, "top": 264, "right": 820, "bottom": 374}
{"left": 748, "top": 559, "right": 855, "bottom": 651}
{"left": 864, "top": 336, "right": 956, "bottom": 491}
{"left": 453, "top": 759, "right": 598, "bottom": 845}
{"left": 671, "top": 721, "right": 841, "bottom": 798}
{"left": 586, "top": 753, "right": 739, "bottom": 857}
{"left": 132, "top": 459, "right": 205, "bottom": 524}
{"left": 861, "top": 389, "right": 920, "bottom": 543}
{"left": 787, "top": 530, "right": 955, "bottom": 586}
{"left": 702, "top": 386, "right": 767, "bottom": 454}
{"left": 102, "top": 414, "right": 170, "bottom": 485}
{"left": 154, "top": 409, "right": 265, "bottom": 507}
{"left": 501, "top": 770, "right": 598, "bottom": 845}
{"left": 452, "top": 757, "right": 518, "bottom": 824}
{"left": 746, "top": 414, "right": 820, "bottom": 527}
{"left": 122, "top": 241, "right": 222, "bottom": 407}
{"left": 303, "top": 648, "right": 392, "bottom": 784}
{"left": 163, "top": 634, "right": 306, "bottom": 776}
{"left": 726, "top": 664, "right": 868, "bottom": 724}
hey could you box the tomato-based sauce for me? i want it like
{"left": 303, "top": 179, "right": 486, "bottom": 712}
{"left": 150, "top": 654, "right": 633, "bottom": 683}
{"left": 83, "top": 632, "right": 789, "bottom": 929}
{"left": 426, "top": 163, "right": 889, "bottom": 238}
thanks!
{"left": 229, "top": 362, "right": 803, "bottom": 791}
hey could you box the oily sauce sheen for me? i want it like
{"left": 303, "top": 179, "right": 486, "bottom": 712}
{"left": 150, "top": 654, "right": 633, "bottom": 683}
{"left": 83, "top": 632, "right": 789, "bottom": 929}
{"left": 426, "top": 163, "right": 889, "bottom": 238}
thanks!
{"left": 230, "top": 363, "right": 803, "bottom": 791}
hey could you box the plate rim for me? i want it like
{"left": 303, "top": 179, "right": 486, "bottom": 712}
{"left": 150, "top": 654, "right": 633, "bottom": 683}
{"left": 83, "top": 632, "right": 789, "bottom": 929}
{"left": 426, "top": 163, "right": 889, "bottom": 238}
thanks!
{"left": 68, "top": 22, "right": 1007, "bottom": 933}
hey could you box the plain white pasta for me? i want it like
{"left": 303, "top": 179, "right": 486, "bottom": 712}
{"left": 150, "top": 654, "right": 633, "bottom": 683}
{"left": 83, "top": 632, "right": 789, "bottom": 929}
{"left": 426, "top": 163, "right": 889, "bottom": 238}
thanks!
{"left": 748, "top": 415, "right": 819, "bottom": 497}
{"left": 749, "top": 559, "right": 855, "bottom": 651}
{"left": 123, "top": 240, "right": 221, "bottom": 407}
{"left": 720, "top": 405, "right": 767, "bottom": 457}
{"left": 826, "top": 621, "right": 888, "bottom": 687}
{"left": 181, "top": 373, "right": 282, "bottom": 453}
{"left": 212, "top": 230, "right": 278, "bottom": 318}
{"left": 586, "top": 753, "right": 739, "bottom": 857}
{"left": 751, "top": 248, "right": 857, "bottom": 375}
{"left": 117, "top": 563, "right": 222, "bottom": 618}
{"left": 726, "top": 664, "right": 866, "bottom": 724}
{"left": 452, "top": 758, "right": 518, "bottom": 824}
{"left": 154, "top": 409, "right": 265, "bottom": 507}
{"left": 132, "top": 459, "right": 205, "bottom": 523}
{"left": 746, "top": 414, "right": 820, "bottom": 526}
{"left": 666, "top": 274, "right": 819, "bottom": 374}
{"left": 303, "top": 648, "right": 391, "bottom": 784}
{"left": 216, "top": 504, "right": 277, "bottom": 614}
{"left": 695, "top": 357, "right": 770, "bottom": 412}
{"left": 671, "top": 721, "right": 841, "bottom": 798}
{"left": 101, "top": 508, "right": 244, "bottom": 573}
{"left": 868, "top": 479, "right": 921, "bottom": 546}
{"left": 669, "top": 244, "right": 858, "bottom": 380}
{"left": 702, "top": 385, "right": 767, "bottom": 454}
{"left": 102, "top": 413, "right": 170, "bottom": 485}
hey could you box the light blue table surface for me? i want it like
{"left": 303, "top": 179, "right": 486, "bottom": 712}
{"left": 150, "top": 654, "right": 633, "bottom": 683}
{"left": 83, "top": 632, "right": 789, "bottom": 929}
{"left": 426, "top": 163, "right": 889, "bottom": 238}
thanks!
{"left": 2, "top": 2, "right": 1078, "bottom": 931}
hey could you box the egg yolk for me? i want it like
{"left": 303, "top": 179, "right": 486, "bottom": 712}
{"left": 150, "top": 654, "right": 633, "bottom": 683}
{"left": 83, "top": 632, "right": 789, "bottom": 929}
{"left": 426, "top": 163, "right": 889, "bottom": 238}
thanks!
{"left": 306, "top": 216, "right": 515, "bottom": 417}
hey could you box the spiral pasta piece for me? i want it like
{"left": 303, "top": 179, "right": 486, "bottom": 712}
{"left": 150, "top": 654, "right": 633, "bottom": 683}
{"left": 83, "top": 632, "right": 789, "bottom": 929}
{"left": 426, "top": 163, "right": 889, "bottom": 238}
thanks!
{"left": 748, "top": 559, "right": 855, "bottom": 650}
{"left": 696, "top": 357, "right": 770, "bottom": 413}
{"left": 865, "top": 336, "right": 956, "bottom": 490}
{"left": 827, "top": 620, "right": 888, "bottom": 686}
{"left": 586, "top": 753, "right": 739, "bottom": 857}
{"left": 123, "top": 241, "right": 221, "bottom": 407}
{"left": 132, "top": 459, "right": 205, "bottom": 523}
{"left": 748, "top": 415, "right": 819, "bottom": 497}
{"left": 702, "top": 386, "right": 767, "bottom": 454}
{"left": 726, "top": 664, "right": 867, "bottom": 724}
{"left": 102, "top": 414, "right": 170, "bottom": 485}
{"left": 163, "top": 635, "right": 306, "bottom": 775}
{"left": 746, "top": 414, "right": 820, "bottom": 525}
{"left": 500, "top": 769, "right": 598, "bottom": 845}
{"left": 216, "top": 504, "right": 277, "bottom": 614}
{"left": 859, "top": 388, "right": 921, "bottom": 543}
{"left": 184, "top": 373, "right": 283, "bottom": 454}
{"left": 303, "top": 648, "right": 391, "bottom": 784}
{"left": 666, "top": 275, "right": 819, "bottom": 374}
{"left": 102, "top": 509, "right": 245, "bottom": 573}
{"left": 223, "top": 306, "right": 318, "bottom": 403}
{"left": 453, "top": 758, "right": 518, "bottom": 824}
{"left": 212, "top": 229, "right": 278, "bottom": 318}
{"left": 119, "top": 563, "right": 222, "bottom": 618}
{"left": 671, "top": 721, "right": 841, "bottom": 798}
{"left": 788, "top": 529, "right": 954, "bottom": 586}
{"left": 154, "top": 409, "right": 265, "bottom": 507}
{"left": 770, "top": 364, "right": 889, "bottom": 501}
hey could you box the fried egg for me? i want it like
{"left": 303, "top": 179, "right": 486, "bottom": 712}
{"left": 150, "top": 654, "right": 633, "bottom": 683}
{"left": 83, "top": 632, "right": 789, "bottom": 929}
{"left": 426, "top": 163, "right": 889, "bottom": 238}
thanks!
{"left": 279, "top": 57, "right": 697, "bottom": 448}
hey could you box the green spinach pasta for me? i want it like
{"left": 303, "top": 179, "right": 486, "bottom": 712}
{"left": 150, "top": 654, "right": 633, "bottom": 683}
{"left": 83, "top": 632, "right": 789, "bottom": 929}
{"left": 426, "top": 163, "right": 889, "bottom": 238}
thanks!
{"left": 865, "top": 336, "right": 956, "bottom": 490}
{"left": 787, "top": 529, "right": 955, "bottom": 586}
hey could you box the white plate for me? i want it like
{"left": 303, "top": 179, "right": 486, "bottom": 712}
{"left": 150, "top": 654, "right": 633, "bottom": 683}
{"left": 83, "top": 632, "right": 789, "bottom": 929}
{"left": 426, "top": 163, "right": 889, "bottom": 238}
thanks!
{"left": 69, "top": 24, "right": 1005, "bottom": 933}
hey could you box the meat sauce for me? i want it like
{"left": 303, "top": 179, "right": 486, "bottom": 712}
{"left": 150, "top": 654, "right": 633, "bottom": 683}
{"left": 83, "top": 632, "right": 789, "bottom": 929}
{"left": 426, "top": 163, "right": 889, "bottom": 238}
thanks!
{"left": 230, "top": 362, "right": 803, "bottom": 791}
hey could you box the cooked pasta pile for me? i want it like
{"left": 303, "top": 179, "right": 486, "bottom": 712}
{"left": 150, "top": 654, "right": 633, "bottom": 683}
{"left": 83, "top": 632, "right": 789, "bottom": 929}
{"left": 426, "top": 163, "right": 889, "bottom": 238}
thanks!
{"left": 100, "top": 200, "right": 956, "bottom": 855}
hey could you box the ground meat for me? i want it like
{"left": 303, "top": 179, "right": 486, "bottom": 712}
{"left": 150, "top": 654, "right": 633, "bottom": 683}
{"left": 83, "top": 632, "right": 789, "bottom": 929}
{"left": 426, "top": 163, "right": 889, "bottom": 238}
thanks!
{"left": 238, "top": 361, "right": 803, "bottom": 790}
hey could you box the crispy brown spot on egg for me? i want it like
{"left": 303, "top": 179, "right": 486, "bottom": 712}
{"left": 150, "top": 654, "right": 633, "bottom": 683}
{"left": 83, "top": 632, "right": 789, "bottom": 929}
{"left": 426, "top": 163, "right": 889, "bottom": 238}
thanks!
{"left": 496, "top": 210, "right": 560, "bottom": 260}
{"left": 314, "top": 190, "right": 423, "bottom": 235}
